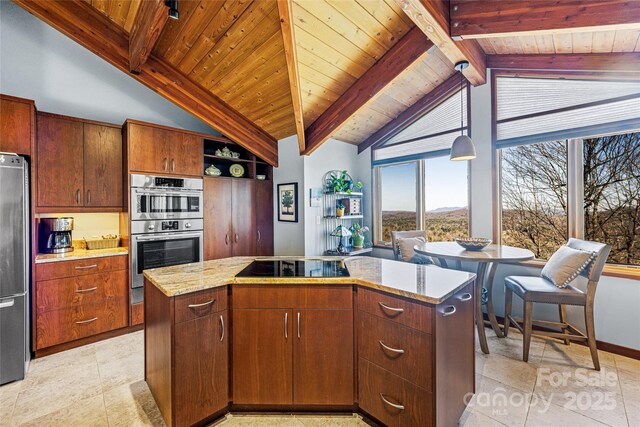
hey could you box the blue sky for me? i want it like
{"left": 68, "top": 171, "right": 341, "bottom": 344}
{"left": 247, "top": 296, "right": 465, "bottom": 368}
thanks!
{"left": 381, "top": 157, "right": 469, "bottom": 212}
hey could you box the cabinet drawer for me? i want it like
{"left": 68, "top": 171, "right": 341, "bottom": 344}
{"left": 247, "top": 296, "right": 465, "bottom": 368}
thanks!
{"left": 233, "top": 285, "right": 352, "bottom": 309}
{"left": 36, "top": 298, "right": 128, "bottom": 349}
{"left": 357, "top": 311, "right": 432, "bottom": 391}
{"left": 359, "top": 358, "right": 432, "bottom": 427}
{"left": 36, "top": 255, "right": 128, "bottom": 281}
{"left": 37, "top": 270, "right": 128, "bottom": 313}
{"left": 175, "top": 287, "right": 227, "bottom": 323}
{"left": 357, "top": 287, "right": 432, "bottom": 334}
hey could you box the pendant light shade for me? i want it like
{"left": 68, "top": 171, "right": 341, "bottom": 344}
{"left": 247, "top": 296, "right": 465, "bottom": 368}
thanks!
{"left": 450, "top": 134, "right": 476, "bottom": 160}
{"left": 450, "top": 61, "right": 476, "bottom": 161}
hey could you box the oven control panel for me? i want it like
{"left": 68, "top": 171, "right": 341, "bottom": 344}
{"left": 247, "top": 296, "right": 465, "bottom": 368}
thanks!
{"left": 161, "top": 221, "right": 180, "bottom": 231}
{"left": 130, "top": 218, "right": 203, "bottom": 235}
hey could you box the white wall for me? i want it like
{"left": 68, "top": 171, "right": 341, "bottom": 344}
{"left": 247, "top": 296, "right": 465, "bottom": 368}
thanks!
{"left": 0, "top": 2, "right": 216, "bottom": 133}
{"left": 272, "top": 136, "right": 305, "bottom": 255}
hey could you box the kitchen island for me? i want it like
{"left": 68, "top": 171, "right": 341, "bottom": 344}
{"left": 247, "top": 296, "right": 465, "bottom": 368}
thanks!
{"left": 144, "top": 256, "right": 476, "bottom": 427}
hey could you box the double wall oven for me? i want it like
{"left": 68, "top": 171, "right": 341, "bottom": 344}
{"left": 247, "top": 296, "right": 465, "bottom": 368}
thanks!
{"left": 130, "top": 174, "right": 204, "bottom": 303}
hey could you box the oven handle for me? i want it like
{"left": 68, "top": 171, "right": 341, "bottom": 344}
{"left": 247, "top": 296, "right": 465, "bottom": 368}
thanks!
{"left": 134, "top": 189, "right": 202, "bottom": 196}
{"left": 134, "top": 232, "right": 203, "bottom": 242}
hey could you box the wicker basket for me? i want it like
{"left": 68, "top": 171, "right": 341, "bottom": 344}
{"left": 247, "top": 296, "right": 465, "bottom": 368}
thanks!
{"left": 85, "top": 237, "right": 120, "bottom": 250}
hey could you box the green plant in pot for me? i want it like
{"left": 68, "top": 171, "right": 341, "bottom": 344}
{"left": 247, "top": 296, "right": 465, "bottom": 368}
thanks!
{"left": 329, "top": 170, "right": 351, "bottom": 193}
{"left": 336, "top": 201, "right": 345, "bottom": 217}
{"left": 349, "top": 224, "right": 369, "bottom": 249}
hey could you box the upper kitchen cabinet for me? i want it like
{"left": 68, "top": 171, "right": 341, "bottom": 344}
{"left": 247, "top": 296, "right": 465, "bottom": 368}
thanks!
{"left": 126, "top": 121, "right": 203, "bottom": 177}
{"left": 0, "top": 94, "right": 35, "bottom": 156}
{"left": 36, "top": 113, "right": 123, "bottom": 211}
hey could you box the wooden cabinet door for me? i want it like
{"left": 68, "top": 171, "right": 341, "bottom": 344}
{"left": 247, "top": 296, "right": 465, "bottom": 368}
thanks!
{"left": 231, "top": 179, "right": 256, "bottom": 256}
{"left": 127, "top": 123, "right": 170, "bottom": 175}
{"left": 170, "top": 133, "right": 202, "bottom": 176}
{"left": 203, "top": 178, "right": 233, "bottom": 260}
{"left": 174, "top": 311, "right": 228, "bottom": 426}
{"left": 255, "top": 180, "right": 274, "bottom": 256}
{"left": 293, "top": 309, "right": 354, "bottom": 405}
{"left": 83, "top": 124, "right": 122, "bottom": 207}
{"left": 232, "top": 309, "right": 293, "bottom": 405}
{"left": 0, "top": 97, "right": 33, "bottom": 156}
{"left": 37, "top": 115, "right": 84, "bottom": 207}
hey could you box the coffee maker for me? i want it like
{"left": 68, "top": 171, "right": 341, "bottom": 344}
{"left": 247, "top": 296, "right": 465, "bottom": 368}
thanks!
{"left": 39, "top": 217, "right": 74, "bottom": 253}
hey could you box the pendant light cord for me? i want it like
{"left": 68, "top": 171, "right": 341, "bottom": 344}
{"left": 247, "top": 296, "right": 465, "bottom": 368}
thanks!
{"left": 460, "top": 69, "right": 464, "bottom": 136}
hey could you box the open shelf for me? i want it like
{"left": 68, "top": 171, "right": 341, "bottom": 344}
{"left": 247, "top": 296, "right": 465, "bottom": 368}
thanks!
{"left": 203, "top": 136, "right": 272, "bottom": 180}
{"left": 323, "top": 215, "right": 364, "bottom": 219}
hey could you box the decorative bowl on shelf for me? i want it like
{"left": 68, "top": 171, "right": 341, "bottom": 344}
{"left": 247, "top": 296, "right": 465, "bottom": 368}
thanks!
{"left": 454, "top": 237, "right": 492, "bottom": 251}
{"left": 256, "top": 174, "right": 266, "bottom": 180}
{"left": 229, "top": 163, "right": 245, "bottom": 178}
{"left": 205, "top": 165, "right": 222, "bottom": 176}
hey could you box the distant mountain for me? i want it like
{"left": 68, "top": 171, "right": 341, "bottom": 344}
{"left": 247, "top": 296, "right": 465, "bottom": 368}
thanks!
{"left": 427, "top": 207, "right": 466, "bottom": 213}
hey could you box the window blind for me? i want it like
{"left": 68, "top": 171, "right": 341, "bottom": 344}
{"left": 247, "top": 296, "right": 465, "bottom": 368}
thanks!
{"left": 373, "top": 88, "right": 468, "bottom": 164}
{"left": 496, "top": 76, "right": 640, "bottom": 148}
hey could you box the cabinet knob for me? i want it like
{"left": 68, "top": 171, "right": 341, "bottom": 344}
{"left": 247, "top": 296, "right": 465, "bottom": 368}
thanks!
{"left": 185, "top": 222, "right": 191, "bottom": 229}
{"left": 148, "top": 224, "right": 155, "bottom": 231}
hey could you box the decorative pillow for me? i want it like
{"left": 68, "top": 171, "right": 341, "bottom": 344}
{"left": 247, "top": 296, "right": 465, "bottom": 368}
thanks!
{"left": 410, "top": 254, "right": 433, "bottom": 265}
{"left": 541, "top": 245, "right": 597, "bottom": 288}
{"left": 397, "top": 237, "right": 427, "bottom": 263}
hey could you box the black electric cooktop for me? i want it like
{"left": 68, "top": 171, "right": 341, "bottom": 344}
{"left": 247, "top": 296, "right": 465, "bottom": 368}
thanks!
{"left": 236, "top": 260, "right": 350, "bottom": 278}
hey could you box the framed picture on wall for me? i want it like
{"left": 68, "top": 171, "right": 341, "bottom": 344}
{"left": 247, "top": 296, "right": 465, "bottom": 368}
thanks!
{"left": 278, "top": 182, "right": 298, "bottom": 222}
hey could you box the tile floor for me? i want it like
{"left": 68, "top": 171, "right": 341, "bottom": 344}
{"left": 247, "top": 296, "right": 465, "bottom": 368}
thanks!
{"left": 0, "top": 328, "right": 638, "bottom": 427}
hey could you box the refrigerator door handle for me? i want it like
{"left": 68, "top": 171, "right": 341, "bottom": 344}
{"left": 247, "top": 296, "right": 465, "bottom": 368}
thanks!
{"left": 0, "top": 299, "right": 15, "bottom": 309}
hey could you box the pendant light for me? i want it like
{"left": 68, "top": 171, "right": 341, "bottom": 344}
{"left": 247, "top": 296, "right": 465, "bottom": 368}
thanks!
{"left": 165, "top": 0, "right": 179, "bottom": 20}
{"left": 450, "top": 61, "right": 476, "bottom": 161}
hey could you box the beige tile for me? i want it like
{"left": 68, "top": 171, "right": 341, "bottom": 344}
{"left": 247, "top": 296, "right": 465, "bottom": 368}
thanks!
{"left": 95, "top": 331, "right": 143, "bottom": 366}
{"left": 542, "top": 342, "right": 616, "bottom": 370}
{"left": 296, "top": 414, "right": 367, "bottom": 426}
{"left": 458, "top": 408, "right": 508, "bottom": 426}
{"left": 98, "top": 349, "right": 144, "bottom": 392}
{"left": 103, "top": 380, "right": 165, "bottom": 427}
{"left": 532, "top": 363, "right": 628, "bottom": 427}
{"left": 13, "top": 394, "right": 108, "bottom": 427}
{"left": 465, "top": 374, "right": 531, "bottom": 427}
{"left": 475, "top": 351, "right": 540, "bottom": 393}
{"left": 480, "top": 330, "right": 546, "bottom": 364}
{"left": 12, "top": 360, "right": 102, "bottom": 425}
{"left": 525, "top": 401, "right": 609, "bottom": 426}
{"left": 618, "top": 368, "right": 640, "bottom": 426}
{"left": 26, "top": 344, "right": 97, "bottom": 376}
{"left": 614, "top": 354, "right": 640, "bottom": 375}
{"left": 219, "top": 414, "right": 304, "bottom": 426}
{"left": 0, "top": 380, "right": 22, "bottom": 427}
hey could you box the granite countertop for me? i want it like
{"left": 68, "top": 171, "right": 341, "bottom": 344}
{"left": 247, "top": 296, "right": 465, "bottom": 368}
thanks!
{"left": 35, "top": 247, "right": 128, "bottom": 264}
{"left": 143, "top": 256, "right": 476, "bottom": 305}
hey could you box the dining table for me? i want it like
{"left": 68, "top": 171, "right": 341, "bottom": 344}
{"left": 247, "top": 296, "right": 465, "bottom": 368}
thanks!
{"left": 414, "top": 242, "right": 535, "bottom": 354}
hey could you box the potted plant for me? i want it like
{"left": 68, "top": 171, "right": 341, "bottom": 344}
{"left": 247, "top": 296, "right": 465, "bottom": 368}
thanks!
{"left": 349, "top": 224, "right": 369, "bottom": 249}
{"left": 328, "top": 170, "right": 351, "bottom": 193}
{"left": 336, "top": 201, "right": 345, "bottom": 217}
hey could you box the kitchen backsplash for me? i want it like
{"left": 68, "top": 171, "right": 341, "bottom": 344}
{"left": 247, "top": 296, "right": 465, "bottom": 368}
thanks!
{"left": 38, "top": 213, "right": 120, "bottom": 240}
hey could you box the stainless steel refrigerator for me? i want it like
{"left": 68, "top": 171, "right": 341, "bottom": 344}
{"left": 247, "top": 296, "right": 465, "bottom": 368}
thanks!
{"left": 0, "top": 153, "right": 30, "bottom": 385}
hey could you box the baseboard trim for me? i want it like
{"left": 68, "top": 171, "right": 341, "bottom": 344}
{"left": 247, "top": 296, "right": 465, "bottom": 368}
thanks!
{"left": 483, "top": 313, "right": 640, "bottom": 361}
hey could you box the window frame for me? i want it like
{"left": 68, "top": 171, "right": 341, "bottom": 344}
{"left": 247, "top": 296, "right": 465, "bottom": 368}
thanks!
{"left": 492, "top": 70, "right": 640, "bottom": 275}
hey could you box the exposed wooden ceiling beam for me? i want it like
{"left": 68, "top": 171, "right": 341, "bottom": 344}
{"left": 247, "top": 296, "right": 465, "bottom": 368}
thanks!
{"left": 395, "top": 0, "right": 486, "bottom": 85}
{"left": 277, "top": 0, "right": 305, "bottom": 153}
{"left": 450, "top": 0, "right": 640, "bottom": 39}
{"left": 303, "top": 26, "right": 434, "bottom": 155}
{"left": 488, "top": 53, "right": 640, "bottom": 73}
{"left": 15, "top": 0, "right": 279, "bottom": 166}
{"left": 358, "top": 73, "right": 462, "bottom": 153}
{"left": 129, "top": 0, "right": 168, "bottom": 73}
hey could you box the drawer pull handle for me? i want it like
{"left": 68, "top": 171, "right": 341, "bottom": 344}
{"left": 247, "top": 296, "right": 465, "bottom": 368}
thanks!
{"left": 76, "top": 287, "right": 98, "bottom": 293}
{"left": 442, "top": 305, "right": 457, "bottom": 317}
{"left": 297, "top": 312, "right": 301, "bottom": 339}
{"left": 285, "top": 312, "right": 288, "bottom": 339}
{"left": 380, "top": 393, "right": 405, "bottom": 411}
{"left": 75, "top": 264, "right": 97, "bottom": 270}
{"left": 379, "top": 340, "right": 405, "bottom": 354}
{"left": 379, "top": 302, "right": 404, "bottom": 313}
{"left": 220, "top": 314, "right": 224, "bottom": 342}
{"left": 459, "top": 293, "right": 472, "bottom": 302}
{"left": 225, "top": 234, "right": 229, "bottom": 245}
{"left": 188, "top": 299, "right": 215, "bottom": 309}
{"left": 76, "top": 317, "right": 98, "bottom": 325}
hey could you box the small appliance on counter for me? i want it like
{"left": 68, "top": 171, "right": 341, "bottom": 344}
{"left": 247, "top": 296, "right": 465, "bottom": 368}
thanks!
{"left": 39, "top": 217, "right": 74, "bottom": 253}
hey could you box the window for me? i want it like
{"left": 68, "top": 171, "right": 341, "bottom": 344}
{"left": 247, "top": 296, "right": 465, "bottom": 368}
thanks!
{"left": 374, "top": 157, "right": 469, "bottom": 245}
{"left": 424, "top": 156, "right": 469, "bottom": 242}
{"left": 377, "top": 162, "right": 418, "bottom": 243}
{"left": 583, "top": 133, "right": 640, "bottom": 266}
{"left": 496, "top": 74, "right": 640, "bottom": 267}
{"left": 501, "top": 140, "right": 568, "bottom": 259}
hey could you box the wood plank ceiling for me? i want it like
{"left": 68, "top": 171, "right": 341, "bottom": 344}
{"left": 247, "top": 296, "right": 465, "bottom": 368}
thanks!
{"left": 45, "top": 0, "right": 640, "bottom": 155}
